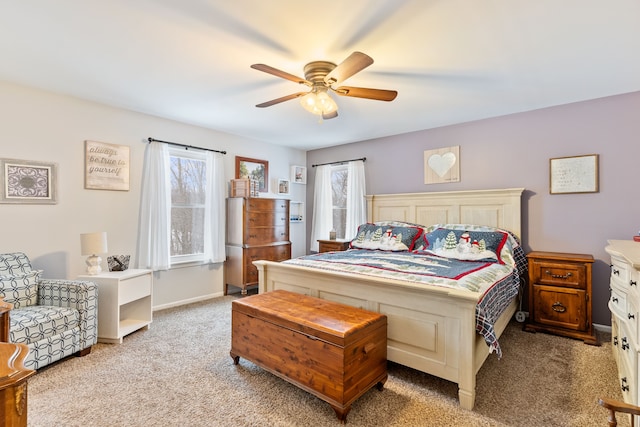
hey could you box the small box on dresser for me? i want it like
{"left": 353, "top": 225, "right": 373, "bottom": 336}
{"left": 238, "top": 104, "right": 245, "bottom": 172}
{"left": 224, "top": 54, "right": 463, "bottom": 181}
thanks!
{"left": 524, "top": 251, "right": 597, "bottom": 345}
{"left": 606, "top": 240, "right": 640, "bottom": 423}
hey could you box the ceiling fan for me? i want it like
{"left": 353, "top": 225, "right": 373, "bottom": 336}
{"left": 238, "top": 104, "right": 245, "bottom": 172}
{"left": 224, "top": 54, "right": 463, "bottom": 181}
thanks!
{"left": 251, "top": 52, "right": 397, "bottom": 120}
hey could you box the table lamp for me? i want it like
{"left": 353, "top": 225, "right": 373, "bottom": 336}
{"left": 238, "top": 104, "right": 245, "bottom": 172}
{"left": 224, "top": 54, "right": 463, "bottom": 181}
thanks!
{"left": 80, "top": 232, "right": 108, "bottom": 275}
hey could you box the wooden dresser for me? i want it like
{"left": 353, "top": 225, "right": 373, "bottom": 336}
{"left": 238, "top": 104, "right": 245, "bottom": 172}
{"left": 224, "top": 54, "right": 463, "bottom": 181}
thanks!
{"left": 524, "top": 251, "right": 597, "bottom": 344}
{"left": 606, "top": 240, "right": 640, "bottom": 421}
{"left": 230, "top": 290, "right": 387, "bottom": 422}
{"left": 0, "top": 342, "right": 34, "bottom": 427}
{"left": 225, "top": 197, "right": 291, "bottom": 295}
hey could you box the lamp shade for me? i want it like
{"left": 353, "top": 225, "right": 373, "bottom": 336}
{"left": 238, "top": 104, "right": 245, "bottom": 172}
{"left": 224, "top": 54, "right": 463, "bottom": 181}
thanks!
{"left": 299, "top": 87, "right": 338, "bottom": 116}
{"left": 80, "top": 232, "right": 108, "bottom": 255}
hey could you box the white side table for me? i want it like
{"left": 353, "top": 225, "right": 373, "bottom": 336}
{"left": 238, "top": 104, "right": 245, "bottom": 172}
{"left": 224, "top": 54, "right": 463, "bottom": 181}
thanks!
{"left": 79, "top": 269, "right": 153, "bottom": 344}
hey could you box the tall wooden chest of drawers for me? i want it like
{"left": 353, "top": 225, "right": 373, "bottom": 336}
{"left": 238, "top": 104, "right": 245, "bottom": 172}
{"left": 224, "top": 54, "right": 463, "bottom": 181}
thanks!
{"left": 225, "top": 197, "right": 291, "bottom": 294}
{"left": 230, "top": 290, "right": 387, "bottom": 422}
{"left": 524, "top": 251, "right": 597, "bottom": 344}
{"left": 606, "top": 240, "right": 640, "bottom": 421}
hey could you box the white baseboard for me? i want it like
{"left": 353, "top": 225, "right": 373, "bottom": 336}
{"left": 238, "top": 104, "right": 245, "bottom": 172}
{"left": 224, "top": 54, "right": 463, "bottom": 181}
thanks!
{"left": 152, "top": 292, "right": 224, "bottom": 312}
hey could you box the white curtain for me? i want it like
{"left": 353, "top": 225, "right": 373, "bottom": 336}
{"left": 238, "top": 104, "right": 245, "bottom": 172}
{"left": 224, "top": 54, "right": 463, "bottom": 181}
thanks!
{"left": 137, "top": 141, "right": 171, "bottom": 271}
{"left": 309, "top": 165, "right": 333, "bottom": 252}
{"left": 345, "top": 160, "right": 367, "bottom": 240}
{"left": 203, "top": 151, "right": 226, "bottom": 263}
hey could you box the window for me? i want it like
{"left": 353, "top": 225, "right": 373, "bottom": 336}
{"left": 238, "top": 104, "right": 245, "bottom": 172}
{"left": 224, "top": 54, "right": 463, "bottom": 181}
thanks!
{"left": 169, "top": 147, "right": 206, "bottom": 263}
{"left": 310, "top": 160, "right": 365, "bottom": 252}
{"left": 331, "top": 165, "right": 348, "bottom": 239}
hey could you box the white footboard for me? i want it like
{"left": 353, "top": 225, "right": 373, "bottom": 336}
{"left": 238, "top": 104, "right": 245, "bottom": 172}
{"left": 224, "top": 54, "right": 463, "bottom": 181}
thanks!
{"left": 255, "top": 259, "right": 502, "bottom": 410}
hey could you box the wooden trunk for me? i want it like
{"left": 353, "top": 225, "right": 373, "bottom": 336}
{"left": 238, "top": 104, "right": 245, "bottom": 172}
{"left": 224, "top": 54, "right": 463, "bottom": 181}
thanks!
{"left": 230, "top": 290, "right": 387, "bottom": 422}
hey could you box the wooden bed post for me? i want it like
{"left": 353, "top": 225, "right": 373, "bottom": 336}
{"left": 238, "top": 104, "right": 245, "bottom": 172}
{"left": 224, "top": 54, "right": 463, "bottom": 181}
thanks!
{"left": 457, "top": 301, "right": 478, "bottom": 410}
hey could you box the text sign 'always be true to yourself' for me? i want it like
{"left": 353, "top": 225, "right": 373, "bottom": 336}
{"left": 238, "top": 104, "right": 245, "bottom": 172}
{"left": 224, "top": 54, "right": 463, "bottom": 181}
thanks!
{"left": 85, "top": 140, "right": 130, "bottom": 191}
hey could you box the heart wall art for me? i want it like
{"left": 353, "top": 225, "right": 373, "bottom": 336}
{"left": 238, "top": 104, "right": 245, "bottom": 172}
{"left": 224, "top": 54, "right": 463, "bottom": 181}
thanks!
{"left": 424, "top": 146, "right": 460, "bottom": 184}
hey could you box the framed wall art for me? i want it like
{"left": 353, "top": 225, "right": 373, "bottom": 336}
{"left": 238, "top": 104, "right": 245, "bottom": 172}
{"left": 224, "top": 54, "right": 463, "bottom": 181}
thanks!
{"left": 424, "top": 146, "right": 460, "bottom": 184}
{"left": 291, "top": 165, "right": 306, "bottom": 184}
{"left": 0, "top": 158, "right": 58, "bottom": 204}
{"left": 549, "top": 154, "right": 599, "bottom": 194}
{"left": 277, "top": 179, "right": 290, "bottom": 195}
{"left": 236, "top": 156, "right": 268, "bottom": 192}
{"left": 85, "top": 140, "right": 130, "bottom": 191}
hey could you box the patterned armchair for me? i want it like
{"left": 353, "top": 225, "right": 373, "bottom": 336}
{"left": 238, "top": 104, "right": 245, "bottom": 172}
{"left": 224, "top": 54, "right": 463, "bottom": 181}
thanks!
{"left": 0, "top": 252, "right": 98, "bottom": 370}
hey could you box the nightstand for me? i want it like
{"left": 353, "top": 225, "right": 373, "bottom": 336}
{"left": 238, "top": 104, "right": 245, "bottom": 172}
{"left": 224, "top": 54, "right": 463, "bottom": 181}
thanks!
{"left": 317, "top": 239, "right": 351, "bottom": 253}
{"left": 524, "top": 251, "right": 597, "bottom": 345}
{"left": 79, "top": 269, "right": 153, "bottom": 343}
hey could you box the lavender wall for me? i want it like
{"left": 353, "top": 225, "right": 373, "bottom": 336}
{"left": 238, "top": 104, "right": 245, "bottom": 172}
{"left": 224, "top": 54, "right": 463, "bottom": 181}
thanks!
{"left": 306, "top": 91, "right": 640, "bottom": 327}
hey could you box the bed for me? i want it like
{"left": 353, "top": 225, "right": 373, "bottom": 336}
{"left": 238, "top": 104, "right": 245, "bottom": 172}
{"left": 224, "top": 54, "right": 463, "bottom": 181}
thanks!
{"left": 255, "top": 188, "right": 525, "bottom": 410}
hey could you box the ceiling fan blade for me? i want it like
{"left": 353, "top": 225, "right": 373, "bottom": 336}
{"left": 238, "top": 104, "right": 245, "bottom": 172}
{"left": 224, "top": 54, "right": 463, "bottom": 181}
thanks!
{"left": 324, "top": 52, "right": 374, "bottom": 85}
{"left": 255, "top": 92, "right": 308, "bottom": 108}
{"left": 251, "top": 64, "right": 311, "bottom": 86}
{"left": 333, "top": 86, "right": 398, "bottom": 101}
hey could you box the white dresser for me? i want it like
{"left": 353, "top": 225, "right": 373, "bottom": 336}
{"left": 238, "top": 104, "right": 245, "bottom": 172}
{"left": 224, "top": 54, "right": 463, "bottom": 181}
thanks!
{"left": 605, "top": 240, "right": 640, "bottom": 420}
{"left": 79, "top": 269, "right": 153, "bottom": 343}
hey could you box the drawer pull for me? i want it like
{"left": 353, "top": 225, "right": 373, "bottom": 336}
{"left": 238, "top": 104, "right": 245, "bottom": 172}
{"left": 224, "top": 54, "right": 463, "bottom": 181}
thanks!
{"left": 631, "top": 280, "right": 638, "bottom": 287}
{"left": 613, "top": 336, "right": 618, "bottom": 346}
{"left": 622, "top": 337, "right": 629, "bottom": 350}
{"left": 545, "top": 270, "right": 572, "bottom": 279}
{"left": 613, "top": 268, "right": 620, "bottom": 276}
{"left": 629, "top": 313, "right": 636, "bottom": 320}
{"left": 622, "top": 377, "right": 630, "bottom": 392}
{"left": 551, "top": 302, "right": 566, "bottom": 313}
{"left": 612, "top": 297, "right": 619, "bottom": 303}
{"left": 363, "top": 342, "right": 376, "bottom": 354}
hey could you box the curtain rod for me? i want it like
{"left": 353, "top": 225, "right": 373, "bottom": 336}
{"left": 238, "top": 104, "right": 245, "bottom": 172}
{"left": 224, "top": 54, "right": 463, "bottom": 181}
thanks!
{"left": 311, "top": 157, "right": 366, "bottom": 167}
{"left": 147, "top": 137, "right": 227, "bottom": 155}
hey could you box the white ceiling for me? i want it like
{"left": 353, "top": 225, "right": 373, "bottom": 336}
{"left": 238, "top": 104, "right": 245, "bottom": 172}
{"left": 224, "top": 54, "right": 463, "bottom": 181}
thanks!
{"left": 1, "top": 1, "right": 639, "bottom": 150}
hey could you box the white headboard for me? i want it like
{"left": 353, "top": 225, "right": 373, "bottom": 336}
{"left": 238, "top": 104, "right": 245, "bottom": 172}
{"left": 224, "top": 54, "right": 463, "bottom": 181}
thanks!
{"left": 366, "top": 188, "right": 524, "bottom": 239}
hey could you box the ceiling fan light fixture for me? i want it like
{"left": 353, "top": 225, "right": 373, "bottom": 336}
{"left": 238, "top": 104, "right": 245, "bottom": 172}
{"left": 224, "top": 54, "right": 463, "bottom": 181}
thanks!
{"left": 299, "top": 87, "right": 337, "bottom": 116}
{"left": 252, "top": 52, "right": 395, "bottom": 118}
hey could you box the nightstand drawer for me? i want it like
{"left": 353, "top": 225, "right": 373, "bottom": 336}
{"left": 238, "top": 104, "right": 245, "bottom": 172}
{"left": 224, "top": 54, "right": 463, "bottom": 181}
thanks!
{"left": 120, "top": 274, "right": 151, "bottom": 305}
{"left": 532, "top": 284, "right": 587, "bottom": 331}
{"left": 531, "top": 261, "right": 586, "bottom": 289}
{"left": 318, "top": 239, "right": 351, "bottom": 253}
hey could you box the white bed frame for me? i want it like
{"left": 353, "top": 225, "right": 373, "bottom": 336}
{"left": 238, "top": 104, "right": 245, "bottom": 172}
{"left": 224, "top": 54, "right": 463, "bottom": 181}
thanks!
{"left": 255, "top": 188, "right": 524, "bottom": 410}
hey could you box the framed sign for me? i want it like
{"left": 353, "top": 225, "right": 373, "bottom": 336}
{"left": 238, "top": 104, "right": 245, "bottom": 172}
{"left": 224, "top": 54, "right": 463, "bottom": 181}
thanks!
{"left": 550, "top": 154, "right": 599, "bottom": 194}
{"left": 85, "top": 140, "right": 130, "bottom": 191}
{"left": 0, "top": 158, "right": 58, "bottom": 204}
{"left": 236, "top": 156, "right": 268, "bottom": 192}
{"left": 424, "top": 146, "right": 460, "bottom": 184}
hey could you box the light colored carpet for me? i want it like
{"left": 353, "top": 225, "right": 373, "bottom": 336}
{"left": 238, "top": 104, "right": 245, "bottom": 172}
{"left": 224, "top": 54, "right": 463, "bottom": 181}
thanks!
{"left": 26, "top": 295, "right": 626, "bottom": 426}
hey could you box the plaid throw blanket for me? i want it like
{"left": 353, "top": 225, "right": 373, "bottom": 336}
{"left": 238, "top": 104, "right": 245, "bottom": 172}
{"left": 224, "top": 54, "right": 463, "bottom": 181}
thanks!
{"left": 284, "top": 245, "right": 527, "bottom": 358}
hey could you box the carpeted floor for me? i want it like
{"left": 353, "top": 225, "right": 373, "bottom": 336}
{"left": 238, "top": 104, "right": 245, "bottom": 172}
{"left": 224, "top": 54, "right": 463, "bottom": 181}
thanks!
{"left": 26, "top": 295, "right": 626, "bottom": 426}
